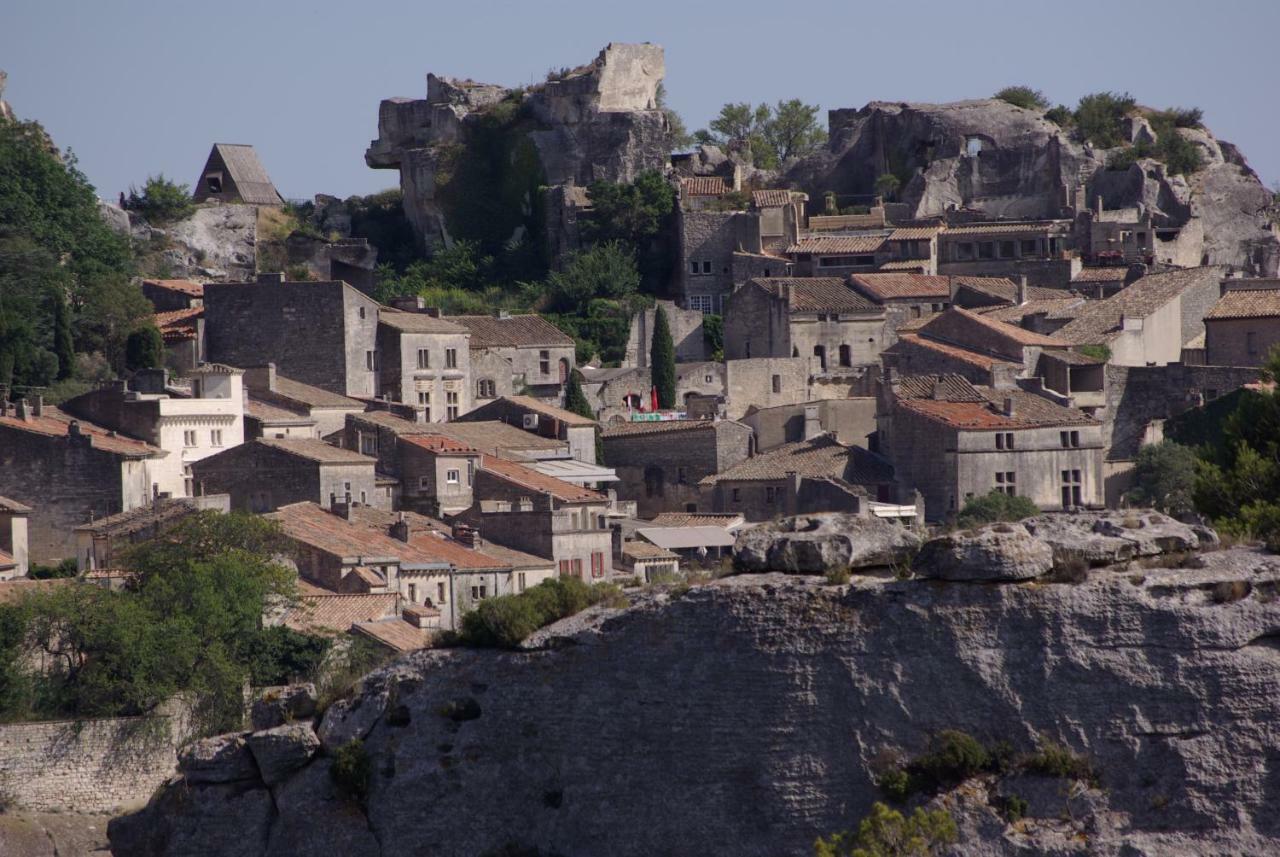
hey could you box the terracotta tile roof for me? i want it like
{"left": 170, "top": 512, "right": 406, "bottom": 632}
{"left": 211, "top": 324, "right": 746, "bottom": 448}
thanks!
{"left": 257, "top": 438, "right": 375, "bottom": 465}
{"left": 751, "top": 189, "right": 794, "bottom": 208}
{"left": 1205, "top": 289, "right": 1280, "bottom": 320}
{"left": 750, "top": 278, "right": 883, "bottom": 314}
{"left": 506, "top": 395, "right": 597, "bottom": 427}
{"left": 270, "top": 502, "right": 455, "bottom": 568}
{"left": 446, "top": 314, "right": 575, "bottom": 349}
{"left": 945, "top": 307, "right": 1068, "bottom": 347}
{"left": 942, "top": 222, "right": 1060, "bottom": 236}
{"left": 284, "top": 593, "right": 399, "bottom": 634}
{"left": 378, "top": 310, "right": 469, "bottom": 334}
{"left": 850, "top": 273, "right": 952, "bottom": 301}
{"left": 400, "top": 434, "right": 478, "bottom": 454}
{"left": 786, "top": 235, "right": 885, "bottom": 255}
{"left": 348, "top": 410, "right": 434, "bottom": 435}
{"left": 352, "top": 618, "right": 429, "bottom": 652}
{"left": 897, "top": 386, "right": 1096, "bottom": 430}
{"left": 0, "top": 496, "right": 33, "bottom": 514}
{"left": 980, "top": 297, "right": 1085, "bottom": 324}
{"left": 887, "top": 226, "right": 943, "bottom": 240}
{"left": 245, "top": 396, "right": 313, "bottom": 424}
{"left": 481, "top": 455, "right": 607, "bottom": 504}
{"left": 894, "top": 313, "right": 939, "bottom": 333}
{"left": 896, "top": 374, "right": 987, "bottom": 402}
{"left": 1056, "top": 266, "right": 1224, "bottom": 345}
{"left": 341, "top": 505, "right": 513, "bottom": 570}
{"left": 681, "top": 176, "right": 731, "bottom": 196}
{"left": 430, "top": 420, "right": 567, "bottom": 457}
{"left": 1072, "top": 267, "right": 1129, "bottom": 283}
{"left": 154, "top": 307, "right": 203, "bottom": 343}
{"left": 143, "top": 278, "right": 204, "bottom": 297}
{"left": 876, "top": 260, "right": 929, "bottom": 272}
{"left": 647, "top": 512, "right": 744, "bottom": 528}
{"left": 951, "top": 276, "right": 1058, "bottom": 303}
{"left": 701, "top": 435, "right": 893, "bottom": 485}
{"left": 0, "top": 407, "right": 163, "bottom": 458}
{"left": 72, "top": 498, "right": 201, "bottom": 536}
{"left": 622, "top": 540, "right": 679, "bottom": 560}
{"left": 887, "top": 334, "right": 1004, "bottom": 370}
{"left": 601, "top": 419, "right": 719, "bottom": 439}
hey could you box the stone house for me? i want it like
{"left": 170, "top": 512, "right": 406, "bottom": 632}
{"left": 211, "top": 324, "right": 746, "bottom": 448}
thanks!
{"left": 457, "top": 396, "right": 597, "bottom": 464}
{"left": 616, "top": 539, "right": 680, "bottom": 581}
{"left": 580, "top": 362, "right": 726, "bottom": 422}
{"left": 1070, "top": 266, "right": 1134, "bottom": 299}
{"left": 0, "top": 496, "right": 31, "bottom": 579}
{"left": 698, "top": 434, "right": 896, "bottom": 522}
{"left": 878, "top": 374, "right": 1103, "bottom": 520}
{"left": 1203, "top": 282, "right": 1280, "bottom": 367}
{"left": 469, "top": 349, "right": 516, "bottom": 408}
{"left": 0, "top": 399, "right": 165, "bottom": 562}
{"left": 848, "top": 273, "right": 955, "bottom": 341}
{"left": 723, "top": 356, "right": 815, "bottom": 419}
{"left": 397, "top": 435, "right": 481, "bottom": 517}
{"left": 191, "top": 438, "right": 385, "bottom": 513}
{"left": 242, "top": 364, "right": 366, "bottom": 440}
{"left": 1083, "top": 202, "right": 1155, "bottom": 267}
{"left": 1054, "top": 266, "right": 1224, "bottom": 366}
{"left": 723, "top": 278, "right": 887, "bottom": 371}
{"left": 601, "top": 419, "right": 753, "bottom": 517}
{"left": 141, "top": 279, "right": 204, "bottom": 312}
{"left": 204, "top": 274, "right": 381, "bottom": 398}
{"left": 192, "top": 143, "right": 283, "bottom": 206}
{"left": 61, "top": 365, "right": 245, "bottom": 500}
{"left": 625, "top": 301, "right": 706, "bottom": 366}
{"left": 739, "top": 399, "right": 878, "bottom": 453}
{"left": 154, "top": 308, "right": 204, "bottom": 373}
{"left": 376, "top": 309, "right": 473, "bottom": 419}
{"left": 455, "top": 456, "right": 614, "bottom": 582}
{"left": 72, "top": 495, "right": 229, "bottom": 573}
{"left": 446, "top": 313, "right": 576, "bottom": 402}
{"left": 784, "top": 235, "right": 886, "bottom": 278}
{"left": 936, "top": 220, "right": 1077, "bottom": 287}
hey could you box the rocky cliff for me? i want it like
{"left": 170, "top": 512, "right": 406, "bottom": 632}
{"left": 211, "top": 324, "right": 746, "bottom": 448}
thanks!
{"left": 786, "top": 98, "right": 1280, "bottom": 275}
{"left": 110, "top": 532, "right": 1280, "bottom": 856}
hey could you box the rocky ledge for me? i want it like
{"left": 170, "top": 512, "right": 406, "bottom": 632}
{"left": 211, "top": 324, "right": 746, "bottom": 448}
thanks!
{"left": 110, "top": 520, "right": 1280, "bottom": 856}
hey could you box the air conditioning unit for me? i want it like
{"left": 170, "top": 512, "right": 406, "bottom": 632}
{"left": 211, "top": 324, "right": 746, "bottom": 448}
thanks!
{"left": 522, "top": 414, "right": 540, "bottom": 430}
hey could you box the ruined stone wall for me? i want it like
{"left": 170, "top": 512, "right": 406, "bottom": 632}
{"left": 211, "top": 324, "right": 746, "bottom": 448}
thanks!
{"left": 723, "top": 283, "right": 790, "bottom": 360}
{"left": 0, "top": 707, "right": 187, "bottom": 813}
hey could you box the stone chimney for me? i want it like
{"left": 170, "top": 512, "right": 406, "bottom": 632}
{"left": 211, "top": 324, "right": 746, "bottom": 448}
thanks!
{"left": 30, "top": 395, "right": 42, "bottom": 417}
{"left": 390, "top": 512, "right": 410, "bottom": 543}
{"left": 931, "top": 378, "right": 947, "bottom": 400}
{"left": 1002, "top": 396, "right": 1016, "bottom": 417}
{"left": 244, "top": 364, "right": 278, "bottom": 392}
{"left": 14, "top": 399, "right": 30, "bottom": 422}
{"left": 388, "top": 296, "right": 425, "bottom": 312}
{"left": 1017, "top": 275, "right": 1029, "bottom": 306}
{"left": 452, "top": 522, "right": 480, "bottom": 548}
{"left": 803, "top": 403, "right": 822, "bottom": 440}
{"left": 331, "top": 500, "right": 352, "bottom": 520}
{"left": 1095, "top": 195, "right": 1104, "bottom": 218}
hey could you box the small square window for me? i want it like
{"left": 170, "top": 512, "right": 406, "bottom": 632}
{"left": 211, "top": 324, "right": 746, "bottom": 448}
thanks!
{"left": 446, "top": 469, "right": 460, "bottom": 484}
{"left": 702, "top": 261, "right": 712, "bottom": 274}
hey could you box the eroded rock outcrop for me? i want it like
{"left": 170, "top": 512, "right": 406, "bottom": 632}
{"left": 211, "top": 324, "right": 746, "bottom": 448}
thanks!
{"left": 111, "top": 540, "right": 1280, "bottom": 856}
{"left": 734, "top": 512, "right": 923, "bottom": 572}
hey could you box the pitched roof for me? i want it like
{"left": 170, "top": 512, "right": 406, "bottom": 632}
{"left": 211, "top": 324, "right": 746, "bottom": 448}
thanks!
{"left": 749, "top": 278, "right": 883, "bottom": 314}
{"left": 636, "top": 526, "right": 737, "bottom": 550}
{"left": 446, "top": 315, "right": 575, "bottom": 349}
{"left": 143, "top": 279, "right": 204, "bottom": 297}
{"left": 430, "top": 420, "right": 567, "bottom": 457}
{"left": 247, "top": 373, "right": 364, "bottom": 410}
{"left": 621, "top": 540, "right": 679, "bottom": 560}
{"left": 352, "top": 618, "right": 430, "bottom": 653}
{"left": 1055, "top": 266, "right": 1224, "bottom": 345}
{"left": 154, "top": 307, "right": 203, "bottom": 343}
{"left": 0, "top": 550, "right": 14, "bottom": 569}
{"left": 399, "top": 434, "right": 478, "bottom": 455}
{"left": 887, "top": 334, "right": 1007, "bottom": 370}
{"left": 939, "top": 307, "right": 1068, "bottom": 347}
{"left": 480, "top": 455, "right": 607, "bottom": 503}
{"left": 206, "top": 143, "right": 283, "bottom": 205}
{"left": 0, "top": 407, "right": 163, "bottom": 458}
{"left": 785, "top": 235, "right": 886, "bottom": 255}
{"left": 340, "top": 505, "right": 523, "bottom": 570}
{"left": 850, "top": 273, "right": 952, "bottom": 300}
{"left": 887, "top": 226, "right": 943, "bottom": 240}
{"left": 256, "top": 438, "right": 375, "bottom": 465}
{"left": 751, "top": 189, "right": 794, "bottom": 208}
{"left": 681, "top": 176, "right": 732, "bottom": 196}
{"left": 72, "top": 497, "right": 201, "bottom": 536}
{"left": 283, "top": 593, "right": 400, "bottom": 634}
{"left": 270, "top": 503, "right": 452, "bottom": 567}
{"left": 647, "top": 512, "right": 745, "bottom": 529}
{"left": 1205, "top": 289, "right": 1280, "bottom": 320}
{"left": 245, "top": 396, "right": 314, "bottom": 425}
{"left": 378, "top": 310, "right": 469, "bottom": 334}
{"left": 701, "top": 435, "right": 893, "bottom": 485}
{"left": 943, "top": 222, "right": 1060, "bottom": 236}
{"left": 1072, "top": 267, "right": 1130, "bottom": 283}
{"left": 506, "top": 395, "right": 597, "bottom": 427}
{"left": 0, "top": 496, "right": 33, "bottom": 514}
{"left": 876, "top": 260, "right": 929, "bottom": 272}
{"left": 896, "top": 386, "right": 1096, "bottom": 430}
{"left": 896, "top": 374, "right": 988, "bottom": 402}
{"left": 980, "top": 297, "right": 1085, "bottom": 325}
{"left": 950, "top": 276, "right": 1058, "bottom": 303}
{"left": 601, "top": 419, "right": 720, "bottom": 439}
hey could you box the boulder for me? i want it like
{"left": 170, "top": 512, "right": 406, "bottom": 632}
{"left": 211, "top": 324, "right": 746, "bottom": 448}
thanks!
{"left": 176, "top": 733, "right": 257, "bottom": 784}
{"left": 913, "top": 523, "right": 1053, "bottom": 581}
{"left": 734, "top": 514, "right": 922, "bottom": 573}
{"left": 1024, "top": 511, "right": 1215, "bottom": 566}
{"left": 250, "top": 682, "right": 318, "bottom": 731}
{"left": 246, "top": 723, "right": 320, "bottom": 786}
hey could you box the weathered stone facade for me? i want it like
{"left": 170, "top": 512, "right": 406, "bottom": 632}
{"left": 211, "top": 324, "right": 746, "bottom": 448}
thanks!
{"left": 376, "top": 313, "right": 473, "bottom": 420}
{"left": 601, "top": 420, "right": 752, "bottom": 518}
{"left": 624, "top": 301, "right": 706, "bottom": 366}
{"left": 191, "top": 440, "right": 385, "bottom": 513}
{"left": 724, "top": 357, "right": 814, "bottom": 419}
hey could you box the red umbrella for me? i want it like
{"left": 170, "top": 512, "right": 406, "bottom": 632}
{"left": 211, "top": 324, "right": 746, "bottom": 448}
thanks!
{"left": 651, "top": 386, "right": 659, "bottom": 412}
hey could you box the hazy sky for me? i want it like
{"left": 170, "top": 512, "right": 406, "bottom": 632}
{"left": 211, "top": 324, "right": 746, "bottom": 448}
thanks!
{"left": 5, "top": 0, "right": 1277, "bottom": 202}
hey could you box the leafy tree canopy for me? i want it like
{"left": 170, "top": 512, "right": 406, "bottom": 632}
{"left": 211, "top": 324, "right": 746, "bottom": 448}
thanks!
{"left": 1125, "top": 441, "right": 1199, "bottom": 516}
{"left": 695, "top": 100, "right": 827, "bottom": 169}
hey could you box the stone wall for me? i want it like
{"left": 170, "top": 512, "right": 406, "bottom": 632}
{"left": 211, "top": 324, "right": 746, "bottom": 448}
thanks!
{"left": 625, "top": 301, "right": 705, "bottom": 367}
{"left": 0, "top": 707, "right": 188, "bottom": 813}
{"left": 724, "top": 357, "right": 813, "bottom": 419}
{"left": 602, "top": 422, "right": 752, "bottom": 518}
{"left": 1205, "top": 317, "right": 1280, "bottom": 367}
{"left": 678, "top": 210, "right": 744, "bottom": 310}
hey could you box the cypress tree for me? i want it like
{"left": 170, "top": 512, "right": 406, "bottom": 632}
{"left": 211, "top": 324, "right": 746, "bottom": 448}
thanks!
{"left": 52, "top": 293, "right": 75, "bottom": 380}
{"left": 650, "top": 304, "right": 676, "bottom": 409}
{"left": 563, "top": 369, "right": 595, "bottom": 421}
{"left": 125, "top": 324, "right": 164, "bottom": 372}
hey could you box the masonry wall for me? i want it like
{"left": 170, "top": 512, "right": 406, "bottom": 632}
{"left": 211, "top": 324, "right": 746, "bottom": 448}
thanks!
{"left": 471, "top": 350, "right": 516, "bottom": 407}
{"left": 602, "top": 423, "right": 752, "bottom": 518}
{"left": 0, "top": 707, "right": 188, "bottom": 813}
{"left": 937, "top": 258, "right": 1077, "bottom": 289}
{"left": 1205, "top": 317, "right": 1280, "bottom": 367}
{"left": 723, "top": 284, "right": 790, "bottom": 360}
{"left": 724, "top": 357, "right": 813, "bottom": 419}
{"left": 881, "top": 339, "right": 995, "bottom": 386}
{"left": 377, "top": 326, "right": 473, "bottom": 419}
{"left": 399, "top": 446, "right": 477, "bottom": 516}
{"left": 679, "top": 210, "right": 744, "bottom": 310}
{"left": 789, "top": 313, "right": 886, "bottom": 370}
{"left": 626, "top": 301, "right": 706, "bottom": 367}
{"left": 953, "top": 426, "right": 1104, "bottom": 512}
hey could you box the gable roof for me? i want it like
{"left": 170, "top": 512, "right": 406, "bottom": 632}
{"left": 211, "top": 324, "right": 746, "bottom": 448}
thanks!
{"left": 446, "top": 314, "right": 575, "bottom": 349}
{"left": 896, "top": 374, "right": 988, "bottom": 402}
{"left": 154, "top": 307, "right": 203, "bottom": 343}
{"left": 340, "top": 505, "right": 518, "bottom": 570}
{"left": 247, "top": 373, "right": 365, "bottom": 411}
{"left": 430, "top": 420, "right": 567, "bottom": 458}
{"left": 887, "top": 225, "right": 943, "bottom": 241}
{"left": 0, "top": 495, "right": 33, "bottom": 514}
{"left": 378, "top": 310, "right": 469, "bottom": 334}
{"left": 1205, "top": 288, "right": 1280, "bottom": 321}
{"left": 850, "top": 273, "right": 952, "bottom": 301}
{"left": 885, "top": 334, "right": 1009, "bottom": 370}
{"left": 925, "top": 306, "right": 1068, "bottom": 348}
{"left": 1055, "top": 266, "right": 1224, "bottom": 345}
{"left": 896, "top": 386, "right": 1096, "bottom": 431}
{"left": 199, "top": 143, "right": 283, "bottom": 205}
{"left": 505, "top": 395, "right": 597, "bottom": 427}
{"left": 283, "top": 593, "right": 400, "bottom": 634}
{"left": 480, "top": 455, "right": 607, "bottom": 503}
{"left": 950, "top": 276, "right": 1059, "bottom": 303}
{"left": 270, "top": 502, "right": 453, "bottom": 568}
{"left": 1072, "top": 267, "right": 1130, "bottom": 283}
{"left": 942, "top": 221, "right": 1061, "bottom": 236}
{"left": 748, "top": 278, "right": 882, "bottom": 314}
{"left": 601, "top": 419, "right": 722, "bottom": 439}
{"left": 143, "top": 278, "right": 204, "bottom": 297}
{"left": 700, "top": 435, "right": 893, "bottom": 486}
{"left": 0, "top": 406, "right": 163, "bottom": 458}
{"left": 980, "top": 297, "right": 1085, "bottom": 325}
{"left": 785, "top": 235, "right": 886, "bottom": 255}
{"left": 681, "top": 176, "right": 732, "bottom": 197}
{"left": 256, "top": 438, "right": 375, "bottom": 465}
{"left": 73, "top": 497, "right": 202, "bottom": 536}
{"left": 399, "top": 434, "right": 479, "bottom": 455}
{"left": 751, "top": 189, "right": 795, "bottom": 208}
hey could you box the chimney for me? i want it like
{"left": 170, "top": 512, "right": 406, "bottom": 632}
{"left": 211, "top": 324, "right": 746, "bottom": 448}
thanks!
{"left": 244, "top": 364, "right": 277, "bottom": 392}
{"left": 14, "top": 399, "right": 29, "bottom": 422}
{"left": 1017, "top": 275, "right": 1029, "bottom": 306}
{"left": 390, "top": 512, "right": 410, "bottom": 543}
{"left": 931, "top": 378, "right": 947, "bottom": 400}
{"left": 332, "top": 500, "right": 351, "bottom": 520}
{"left": 388, "top": 295, "right": 426, "bottom": 312}
{"left": 1095, "top": 195, "right": 1103, "bottom": 218}
{"left": 803, "top": 403, "right": 822, "bottom": 440}
{"left": 68, "top": 420, "right": 81, "bottom": 437}
{"left": 31, "top": 394, "right": 43, "bottom": 417}
{"left": 1002, "top": 396, "right": 1015, "bottom": 417}
{"left": 497, "top": 309, "right": 511, "bottom": 320}
{"left": 423, "top": 306, "right": 442, "bottom": 318}
{"left": 451, "top": 522, "right": 480, "bottom": 548}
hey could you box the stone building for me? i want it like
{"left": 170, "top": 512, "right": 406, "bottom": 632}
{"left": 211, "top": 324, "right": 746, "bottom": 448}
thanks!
{"left": 376, "top": 309, "right": 472, "bottom": 419}
{"left": 396, "top": 435, "right": 481, "bottom": 518}
{"left": 191, "top": 438, "right": 385, "bottom": 513}
{"left": 204, "top": 275, "right": 381, "bottom": 398}
{"left": 446, "top": 313, "right": 576, "bottom": 402}
{"left": 0, "top": 496, "right": 31, "bottom": 579}
{"left": 0, "top": 399, "right": 164, "bottom": 562}
{"left": 739, "top": 399, "right": 878, "bottom": 453}
{"left": 1070, "top": 266, "right": 1135, "bottom": 299}
{"left": 848, "top": 273, "right": 955, "bottom": 341}
{"left": 61, "top": 365, "right": 245, "bottom": 499}
{"left": 455, "top": 457, "right": 614, "bottom": 581}
{"left": 723, "top": 278, "right": 887, "bottom": 371}
{"left": 73, "top": 495, "right": 229, "bottom": 573}
{"left": 601, "top": 419, "right": 753, "bottom": 517}
{"left": 936, "top": 220, "right": 1078, "bottom": 287}
{"left": 242, "top": 364, "right": 366, "bottom": 440}
{"left": 580, "top": 362, "right": 726, "bottom": 422}
{"left": 458, "top": 396, "right": 597, "bottom": 465}
{"left": 723, "top": 356, "right": 815, "bottom": 419}
{"left": 625, "top": 301, "right": 706, "bottom": 366}
{"left": 698, "top": 434, "right": 896, "bottom": 521}
{"left": 192, "top": 143, "right": 283, "bottom": 206}
{"left": 141, "top": 279, "right": 204, "bottom": 312}
{"left": 1203, "top": 282, "right": 1280, "bottom": 367}
{"left": 878, "top": 374, "right": 1103, "bottom": 520}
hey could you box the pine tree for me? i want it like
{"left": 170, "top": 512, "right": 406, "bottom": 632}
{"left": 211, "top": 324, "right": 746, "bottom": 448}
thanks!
{"left": 52, "top": 293, "right": 75, "bottom": 380}
{"left": 650, "top": 305, "right": 676, "bottom": 409}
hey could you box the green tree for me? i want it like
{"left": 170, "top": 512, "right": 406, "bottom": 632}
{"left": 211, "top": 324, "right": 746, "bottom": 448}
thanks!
{"left": 763, "top": 99, "right": 828, "bottom": 164}
{"left": 994, "top": 86, "right": 1050, "bottom": 111}
{"left": 52, "top": 290, "right": 75, "bottom": 380}
{"left": 564, "top": 369, "right": 595, "bottom": 421}
{"left": 1074, "top": 92, "right": 1137, "bottom": 148}
{"left": 956, "top": 490, "right": 1038, "bottom": 528}
{"left": 1126, "top": 441, "right": 1199, "bottom": 515}
{"left": 126, "top": 174, "right": 194, "bottom": 224}
{"left": 583, "top": 171, "right": 675, "bottom": 247}
{"left": 702, "top": 313, "right": 723, "bottom": 361}
{"left": 650, "top": 304, "right": 676, "bottom": 409}
{"left": 705, "top": 102, "right": 771, "bottom": 146}
{"left": 547, "top": 241, "right": 641, "bottom": 312}
{"left": 124, "top": 324, "right": 164, "bottom": 372}
{"left": 874, "top": 174, "right": 902, "bottom": 202}
{"left": 815, "top": 802, "right": 958, "bottom": 857}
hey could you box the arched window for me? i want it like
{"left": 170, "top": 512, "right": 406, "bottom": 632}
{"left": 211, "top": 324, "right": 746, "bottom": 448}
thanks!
{"left": 559, "top": 358, "right": 570, "bottom": 383}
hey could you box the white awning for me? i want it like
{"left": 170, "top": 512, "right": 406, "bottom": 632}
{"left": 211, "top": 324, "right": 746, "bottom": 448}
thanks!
{"left": 530, "top": 458, "right": 620, "bottom": 484}
{"left": 636, "top": 526, "right": 736, "bottom": 550}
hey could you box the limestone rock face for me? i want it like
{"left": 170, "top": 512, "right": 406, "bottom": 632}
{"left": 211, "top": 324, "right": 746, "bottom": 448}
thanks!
{"left": 734, "top": 513, "right": 923, "bottom": 572}
{"left": 176, "top": 733, "right": 256, "bottom": 784}
{"left": 245, "top": 723, "right": 319, "bottom": 786}
{"left": 249, "top": 682, "right": 318, "bottom": 731}
{"left": 112, "top": 546, "right": 1280, "bottom": 857}
{"left": 153, "top": 204, "right": 258, "bottom": 281}
{"left": 1024, "top": 510, "right": 1216, "bottom": 565}
{"left": 913, "top": 523, "right": 1054, "bottom": 581}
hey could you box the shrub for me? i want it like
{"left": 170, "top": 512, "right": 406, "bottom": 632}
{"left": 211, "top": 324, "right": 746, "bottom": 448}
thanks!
{"left": 1126, "top": 442, "right": 1199, "bottom": 516}
{"left": 910, "top": 730, "right": 990, "bottom": 791}
{"left": 1044, "top": 105, "right": 1075, "bottom": 128}
{"left": 1046, "top": 550, "right": 1089, "bottom": 584}
{"left": 1002, "top": 794, "right": 1029, "bottom": 822}
{"left": 815, "top": 802, "right": 957, "bottom": 857}
{"left": 956, "top": 490, "right": 1038, "bottom": 528}
{"left": 824, "top": 567, "right": 851, "bottom": 586}
{"left": 124, "top": 324, "right": 165, "bottom": 372}
{"left": 27, "top": 558, "right": 78, "bottom": 579}
{"left": 127, "top": 174, "right": 194, "bottom": 224}
{"left": 456, "top": 577, "right": 619, "bottom": 649}
{"left": 877, "top": 767, "right": 912, "bottom": 803}
{"left": 1022, "top": 739, "right": 1095, "bottom": 783}
{"left": 330, "top": 739, "right": 372, "bottom": 803}
{"left": 1074, "top": 91, "right": 1136, "bottom": 148}
{"left": 994, "top": 86, "right": 1049, "bottom": 111}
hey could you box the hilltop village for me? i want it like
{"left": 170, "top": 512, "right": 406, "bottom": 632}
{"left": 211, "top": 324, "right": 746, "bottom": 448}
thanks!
{"left": 1, "top": 42, "right": 1280, "bottom": 853}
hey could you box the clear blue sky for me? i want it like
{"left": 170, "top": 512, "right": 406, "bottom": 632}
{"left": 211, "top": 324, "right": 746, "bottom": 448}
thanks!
{"left": 5, "top": 0, "right": 1277, "bottom": 202}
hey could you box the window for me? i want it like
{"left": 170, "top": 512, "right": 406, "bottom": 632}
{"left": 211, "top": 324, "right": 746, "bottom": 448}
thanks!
{"left": 996, "top": 433, "right": 1004, "bottom": 450}
{"left": 591, "top": 552, "right": 605, "bottom": 579}
{"left": 1070, "top": 431, "right": 1080, "bottom": 447}
{"left": 517, "top": 572, "right": 527, "bottom": 593}
{"left": 995, "top": 471, "right": 1017, "bottom": 495}
{"left": 1005, "top": 432, "right": 1015, "bottom": 449}
{"left": 437, "top": 582, "right": 446, "bottom": 603}
{"left": 210, "top": 429, "right": 223, "bottom": 447}
{"left": 408, "top": 583, "right": 417, "bottom": 603}
{"left": 690, "top": 261, "right": 699, "bottom": 275}
{"left": 704, "top": 374, "right": 713, "bottom": 384}
{"left": 183, "top": 430, "right": 197, "bottom": 447}
{"left": 765, "top": 486, "right": 776, "bottom": 503}
{"left": 999, "top": 240, "right": 1016, "bottom": 258}
{"left": 467, "top": 460, "right": 474, "bottom": 485}
{"left": 814, "top": 345, "right": 827, "bottom": 371}
{"left": 689, "top": 295, "right": 714, "bottom": 313}
{"left": 677, "top": 466, "right": 687, "bottom": 485}
{"left": 471, "top": 585, "right": 487, "bottom": 601}
{"left": 446, "top": 469, "right": 460, "bottom": 484}
{"left": 366, "top": 350, "right": 377, "bottom": 371}
{"left": 839, "top": 344, "right": 851, "bottom": 367}
{"left": 771, "top": 374, "right": 781, "bottom": 394}
{"left": 417, "top": 389, "right": 431, "bottom": 408}
{"left": 417, "top": 348, "right": 430, "bottom": 369}
{"left": 446, "top": 391, "right": 459, "bottom": 420}
{"left": 1061, "top": 469, "right": 1083, "bottom": 508}
{"left": 183, "top": 465, "right": 193, "bottom": 496}
{"left": 956, "top": 242, "right": 975, "bottom": 261}
{"left": 731, "top": 487, "right": 741, "bottom": 502}
{"left": 539, "top": 350, "right": 550, "bottom": 376}
{"left": 571, "top": 558, "right": 583, "bottom": 578}
{"left": 978, "top": 242, "right": 995, "bottom": 260}
{"left": 702, "top": 260, "right": 712, "bottom": 274}
{"left": 559, "top": 559, "right": 571, "bottom": 576}
{"left": 359, "top": 306, "right": 366, "bottom": 319}
{"left": 419, "top": 476, "right": 431, "bottom": 489}
{"left": 445, "top": 348, "right": 457, "bottom": 369}
{"left": 817, "top": 313, "right": 829, "bottom": 322}
{"left": 204, "top": 173, "right": 223, "bottom": 193}
{"left": 1247, "top": 332, "right": 1257, "bottom": 356}
{"left": 360, "top": 433, "right": 377, "bottom": 456}
{"left": 360, "top": 491, "right": 367, "bottom": 504}
{"left": 477, "top": 379, "right": 495, "bottom": 398}
{"left": 1021, "top": 239, "right": 1038, "bottom": 256}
